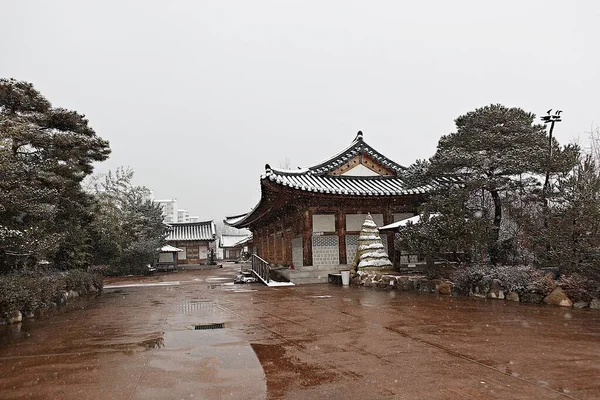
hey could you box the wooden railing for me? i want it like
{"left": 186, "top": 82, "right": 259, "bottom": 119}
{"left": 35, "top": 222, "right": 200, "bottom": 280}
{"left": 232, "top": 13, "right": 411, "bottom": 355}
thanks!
{"left": 251, "top": 254, "right": 270, "bottom": 284}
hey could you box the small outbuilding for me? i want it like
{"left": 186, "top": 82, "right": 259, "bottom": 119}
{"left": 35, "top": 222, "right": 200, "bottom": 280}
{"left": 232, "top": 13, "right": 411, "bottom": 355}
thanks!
{"left": 166, "top": 221, "right": 216, "bottom": 266}
{"left": 156, "top": 245, "right": 183, "bottom": 271}
{"left": 219, "top": 234, "right": 251, "bottom": 261}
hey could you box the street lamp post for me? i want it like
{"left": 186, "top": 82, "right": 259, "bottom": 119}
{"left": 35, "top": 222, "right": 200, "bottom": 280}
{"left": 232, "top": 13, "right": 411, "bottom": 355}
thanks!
{"left": 541, "top": 109, "right": 562, "bottom": 199}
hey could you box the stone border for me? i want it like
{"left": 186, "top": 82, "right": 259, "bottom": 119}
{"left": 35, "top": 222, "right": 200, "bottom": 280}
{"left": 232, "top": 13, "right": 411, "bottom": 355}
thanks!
{"left": 352, "top": 271, "right": 600, "bottom": 309}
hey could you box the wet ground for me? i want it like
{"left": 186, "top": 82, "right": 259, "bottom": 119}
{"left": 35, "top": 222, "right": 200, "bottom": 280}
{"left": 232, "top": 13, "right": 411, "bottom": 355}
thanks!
{"left": 0, "top": 264, "right": 599, "bottom": 399}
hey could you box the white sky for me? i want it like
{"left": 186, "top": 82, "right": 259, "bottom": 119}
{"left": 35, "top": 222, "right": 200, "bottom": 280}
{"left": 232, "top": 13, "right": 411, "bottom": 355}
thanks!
{"left": 1, "top": 0, "right": 598, "bottom": 220}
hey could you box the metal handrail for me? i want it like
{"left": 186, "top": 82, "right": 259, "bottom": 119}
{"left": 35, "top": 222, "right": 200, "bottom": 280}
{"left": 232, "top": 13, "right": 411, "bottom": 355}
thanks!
{"left": 251, "top": 254, "right": 270, "bottom": 283}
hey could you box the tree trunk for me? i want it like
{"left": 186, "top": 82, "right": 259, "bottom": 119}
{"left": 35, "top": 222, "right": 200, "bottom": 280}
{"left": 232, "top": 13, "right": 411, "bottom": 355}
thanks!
{"left": 489, "top": 189, "right": 502, "bottom": 264}
{"left": 490, "top": 189, "right": 502, "bottom": 242}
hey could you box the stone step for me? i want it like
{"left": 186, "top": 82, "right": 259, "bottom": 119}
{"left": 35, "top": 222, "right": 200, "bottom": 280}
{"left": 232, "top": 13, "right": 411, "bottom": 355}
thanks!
{"left": 289, "top": 276, "right": 329, "bottom": 285}
{"left": 293, "top": 265, "right": 350, "bottom": 272}
{"left": 265, "top": 264, "right": 350, "bottom": 285}
{"left": 287, "top": 271, "right": 333, "bottom": 279}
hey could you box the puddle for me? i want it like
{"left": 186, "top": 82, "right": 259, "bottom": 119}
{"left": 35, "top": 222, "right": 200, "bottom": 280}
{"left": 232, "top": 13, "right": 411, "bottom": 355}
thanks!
{"left": 251, "top": 343, "right": 339, "bottom": 398}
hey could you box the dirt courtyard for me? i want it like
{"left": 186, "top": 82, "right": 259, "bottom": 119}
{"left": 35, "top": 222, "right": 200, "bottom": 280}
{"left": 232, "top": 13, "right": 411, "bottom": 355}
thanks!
{"left": 0, "top": 263, "right": 599, "bottom": 399}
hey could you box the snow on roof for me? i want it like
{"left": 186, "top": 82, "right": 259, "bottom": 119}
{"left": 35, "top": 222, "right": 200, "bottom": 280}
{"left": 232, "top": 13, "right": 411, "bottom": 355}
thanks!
{"left": 264, "top": 131, "right": 405, "bottom": 177}
{"left": 220, "top": 234, "right": 251, "bottom": 248}
{"left": 159, "top": 245, "right": 183, "bottom": 252}
{"left": 378, "top": 213, "right": 441, "bottom": 232}
{"left": 264, "top": 170, "right": 434, "bottom": 196}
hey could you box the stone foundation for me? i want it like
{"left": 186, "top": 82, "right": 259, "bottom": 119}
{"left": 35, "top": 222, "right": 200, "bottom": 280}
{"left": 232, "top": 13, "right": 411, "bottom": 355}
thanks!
{"left": 353, "top": 271, "right": 452, "bottom": 294}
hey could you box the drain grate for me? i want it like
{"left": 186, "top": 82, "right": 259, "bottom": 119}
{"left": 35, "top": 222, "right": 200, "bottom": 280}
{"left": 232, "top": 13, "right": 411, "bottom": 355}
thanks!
{"left": 193, "top": 323, "right": 224, "bottom": 330}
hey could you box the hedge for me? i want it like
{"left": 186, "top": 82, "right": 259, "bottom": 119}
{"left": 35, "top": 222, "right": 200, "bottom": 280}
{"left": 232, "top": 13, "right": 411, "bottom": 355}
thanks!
{"left": 0, "top": 270, "right": 103, "bottom": 321}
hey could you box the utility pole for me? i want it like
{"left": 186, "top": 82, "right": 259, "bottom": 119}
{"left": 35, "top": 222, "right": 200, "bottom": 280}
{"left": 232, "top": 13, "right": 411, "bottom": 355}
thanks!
{"left": 541, "top": 109, "right": 562, "bottom": 202}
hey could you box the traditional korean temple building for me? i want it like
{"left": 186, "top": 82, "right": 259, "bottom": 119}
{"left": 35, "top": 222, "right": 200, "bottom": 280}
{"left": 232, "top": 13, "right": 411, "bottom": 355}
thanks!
{"left": 226, "top": 132, "right": 433, "bottom": 268}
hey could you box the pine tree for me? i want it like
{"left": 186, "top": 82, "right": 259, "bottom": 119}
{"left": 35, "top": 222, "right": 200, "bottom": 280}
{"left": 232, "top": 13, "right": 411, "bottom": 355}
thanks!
{"left": 0, "top": 78, "right": 110, "bottom": 270}
{"left": 426, "top": 104, "right": 578, "bottom": 263}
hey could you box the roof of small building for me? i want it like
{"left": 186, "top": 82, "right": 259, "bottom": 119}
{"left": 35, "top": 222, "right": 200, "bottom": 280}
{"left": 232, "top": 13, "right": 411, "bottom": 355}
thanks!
{"left": 378, "top": 213, "right": 441, "bottom": 232}
{"left": 234, "top": 234, "right": 253, "bottom": 246}
{"left": 159, "top": 245, "right": 184, "bottom": 252}
{"left": 166, "top": 221, "right": 216, "bottom": 241}
{"left": 220, "top": 234, "right": 252, "bottom": 248}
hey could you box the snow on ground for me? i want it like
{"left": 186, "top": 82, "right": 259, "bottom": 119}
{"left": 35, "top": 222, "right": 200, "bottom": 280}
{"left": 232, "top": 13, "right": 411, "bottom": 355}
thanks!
{"left": 105, "top": 282, "right": 181, "bottom": 289}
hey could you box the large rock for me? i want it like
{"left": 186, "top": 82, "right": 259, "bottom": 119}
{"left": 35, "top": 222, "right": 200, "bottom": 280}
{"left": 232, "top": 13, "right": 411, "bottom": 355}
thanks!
{"left": 7, "top": 310, "right": 22, "bottom": 324}
{"left": 573, "top": 301, "right": 589, "bottom": 309}
{"left": 418, "top": 280, "right": 431, "bottom": 293}
{"left": 543, "top": 287, "right": 573, "bottom": 307}
{"left": 376, "top": 280, "right": 389, "bottom": 289}
{"left": 398, "top": 278, "right": 410, "bottom": 291}
{"left": 589, "top": 298, "right": 600, "bottom": 309}
{"left": 486, "top": 279, "right": 505, "bottom": 300}
{"left": 438, "top": 282, "right": 452, "bottom": 295}
{"left": 521, "top": 293, "right": 543, "bottom": 304}
{"left": 506, "top": 292, "right": 520, "bottom": 302}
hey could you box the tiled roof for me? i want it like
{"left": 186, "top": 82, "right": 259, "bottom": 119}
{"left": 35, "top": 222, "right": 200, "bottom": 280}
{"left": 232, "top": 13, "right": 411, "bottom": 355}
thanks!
{"left": 223, "top": 214, "right": 248, "bottom": 226}
{"left": 291, "top": 131, "right": 405, "bottom": 175}
{"left": 264, "top": 169, "right": 433, "bottom": 196}
{"left": 166, "top": 221, "right": 216, "bottom": 241}
{"left": 220, "top": 234, "right": 251, "bottom": 248}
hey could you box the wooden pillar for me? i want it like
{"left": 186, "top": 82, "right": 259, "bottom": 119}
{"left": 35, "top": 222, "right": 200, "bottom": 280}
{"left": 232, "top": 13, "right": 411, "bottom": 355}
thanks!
{"left": 303, "top": 210, "right": 313, "bottom": 266}
{"left": 268, "top": 227, "right": 274, "bottom": 262}
{"left": 284, "top": 229, "right": 293, "bottom": 265}
{"left": 276, "top": 226, "right": 284, "bottom": 264}
{"left": 383, "top": 208, "right": 395, "bottom": 263}
{"left": 255, "top": 229, "right": 262, "bottom": 258}
{"left": 337, "top": 211, "right": 347, "bottom": 264}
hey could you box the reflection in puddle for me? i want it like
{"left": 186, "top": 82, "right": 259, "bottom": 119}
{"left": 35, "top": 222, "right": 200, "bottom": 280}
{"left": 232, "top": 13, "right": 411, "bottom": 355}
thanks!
{"left": 251, "top": 343, "right": 338, "bottom": 398}
{"left": 139, "top": 336, "right": 165, "bottom": 350}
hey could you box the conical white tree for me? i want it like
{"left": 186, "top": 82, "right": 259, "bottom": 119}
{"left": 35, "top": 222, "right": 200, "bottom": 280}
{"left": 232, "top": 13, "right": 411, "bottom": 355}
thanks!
{"left": 351, "top": 214, "right": 393, "bottom": 271}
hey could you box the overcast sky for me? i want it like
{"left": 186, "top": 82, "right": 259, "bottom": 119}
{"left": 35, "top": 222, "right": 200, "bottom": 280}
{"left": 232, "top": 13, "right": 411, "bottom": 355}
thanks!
{"left": 2, "top": 0, "right": 599, "bottom": 221}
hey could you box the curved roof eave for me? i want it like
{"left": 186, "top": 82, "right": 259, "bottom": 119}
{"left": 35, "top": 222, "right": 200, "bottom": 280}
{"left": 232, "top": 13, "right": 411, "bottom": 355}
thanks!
{"left": 225, "top": 177, "right": 271, "bottom": 229}
{"left": 266, "top": 131, "right": 406, "bottom": 176}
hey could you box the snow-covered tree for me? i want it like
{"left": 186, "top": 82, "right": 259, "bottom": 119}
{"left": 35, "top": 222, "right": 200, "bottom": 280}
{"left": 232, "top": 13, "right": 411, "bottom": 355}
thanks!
{"left": 351, "top": 214, "right": 392, "bottom": 271}
{"left": 90, "top": 167, "right": 169, "bottom": 275}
